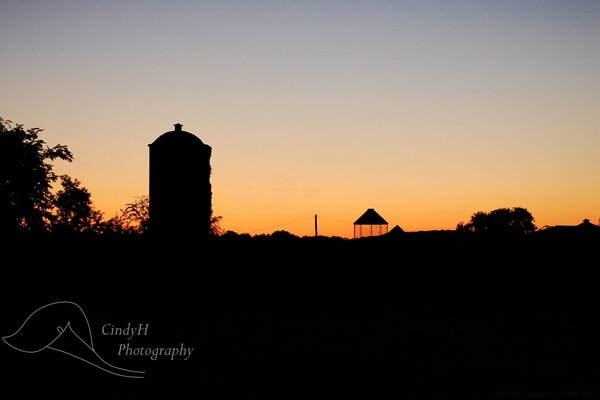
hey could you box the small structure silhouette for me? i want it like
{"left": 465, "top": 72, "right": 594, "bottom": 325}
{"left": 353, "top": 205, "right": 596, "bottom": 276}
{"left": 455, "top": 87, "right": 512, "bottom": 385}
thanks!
{"left": 148, "top": 123, "right": 212, "bottom": 238}
{"left": 537, "top": 218, "right": 600, "bottom": 238}
{"left": 353, "top": 208, "right": 388, "bottom": 238}
{"left": 387, "top": 225, "right": 405, "bottom": 237}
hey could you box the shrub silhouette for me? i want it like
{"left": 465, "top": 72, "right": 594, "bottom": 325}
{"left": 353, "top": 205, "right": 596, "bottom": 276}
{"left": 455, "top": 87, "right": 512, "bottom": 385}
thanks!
{"left": 457, "top": 207, "right": 536, "bottom": 236}
{"left": 52, "top": 175, "right": 103, "bottom": 234}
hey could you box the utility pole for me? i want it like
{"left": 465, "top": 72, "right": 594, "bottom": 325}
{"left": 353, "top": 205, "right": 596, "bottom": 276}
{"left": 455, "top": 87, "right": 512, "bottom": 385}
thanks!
{"left": 314, "top": 214, "right": 318, "bottom": 237}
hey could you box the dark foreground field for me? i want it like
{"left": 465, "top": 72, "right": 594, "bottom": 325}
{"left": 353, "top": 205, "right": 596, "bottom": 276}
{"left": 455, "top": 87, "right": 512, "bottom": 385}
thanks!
{"left": 2, "top": 232, "right": 600, "bottom": 399}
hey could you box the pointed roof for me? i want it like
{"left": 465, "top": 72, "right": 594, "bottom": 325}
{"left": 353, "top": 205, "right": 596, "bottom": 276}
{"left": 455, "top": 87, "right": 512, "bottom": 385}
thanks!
{"left": 388, "top": 225, "right": 404, "bottom": 235}
{"left": 354, "top": 208, "right": 388, "bottom": 225}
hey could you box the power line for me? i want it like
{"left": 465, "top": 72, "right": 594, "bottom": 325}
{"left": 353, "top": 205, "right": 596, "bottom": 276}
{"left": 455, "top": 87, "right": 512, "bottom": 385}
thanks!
{"left": 247, "top": 216, "right": 314, "bottom": 233}
{"left": 318, "top": 216, "right": 353, "bottom": 225}
{"left": 247, "top": 214, "right": 353, "bottom": 234}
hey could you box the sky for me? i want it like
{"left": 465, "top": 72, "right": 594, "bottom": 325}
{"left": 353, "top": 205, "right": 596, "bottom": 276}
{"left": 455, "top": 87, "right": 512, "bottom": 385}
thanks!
{"left": 1, "top": 0, "right": 599, "bottom": 237}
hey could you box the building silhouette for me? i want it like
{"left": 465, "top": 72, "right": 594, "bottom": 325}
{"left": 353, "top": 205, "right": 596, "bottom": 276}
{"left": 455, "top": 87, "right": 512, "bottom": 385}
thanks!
{"left": 387, "top": 224, "right": 405, "bottom": 237}
{"left": 353, "top": 208, "right": 388, "bottom": 238}
{"left": 148, "top": 123, "right": 212, "bottom": 238}
{"left": 537, "top": 218, "right": 600, "bottom": 238}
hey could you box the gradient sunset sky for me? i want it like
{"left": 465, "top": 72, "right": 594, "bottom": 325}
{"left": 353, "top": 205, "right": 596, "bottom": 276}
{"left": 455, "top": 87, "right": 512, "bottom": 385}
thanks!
{"left": 2, "top": 1, "right": 599, "bottom": 237}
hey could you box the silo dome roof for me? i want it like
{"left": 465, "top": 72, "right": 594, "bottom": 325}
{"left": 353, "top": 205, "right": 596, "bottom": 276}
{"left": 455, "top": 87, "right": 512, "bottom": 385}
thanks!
{"left": 150, "top": 123, "right": 205, "bottom": 146}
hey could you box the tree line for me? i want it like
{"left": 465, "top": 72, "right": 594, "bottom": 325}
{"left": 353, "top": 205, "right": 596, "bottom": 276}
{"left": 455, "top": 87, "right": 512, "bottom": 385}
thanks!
{"left": 1, "top": 118, "right": 170, "bottom": 237}
{"left": 2, "top": 118, "right": 537, "bottom": 239}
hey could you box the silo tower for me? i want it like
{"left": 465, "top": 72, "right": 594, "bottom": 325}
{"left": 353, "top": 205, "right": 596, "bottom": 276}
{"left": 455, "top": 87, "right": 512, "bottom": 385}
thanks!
{"left": 148, "top": 123, "right": 212, "bottom": 238}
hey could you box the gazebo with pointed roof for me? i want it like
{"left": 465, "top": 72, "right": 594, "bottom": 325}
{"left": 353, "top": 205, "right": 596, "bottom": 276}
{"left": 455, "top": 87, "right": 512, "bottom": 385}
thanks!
{"left": 353, "top": 208, "right": 388, "bottom": 238}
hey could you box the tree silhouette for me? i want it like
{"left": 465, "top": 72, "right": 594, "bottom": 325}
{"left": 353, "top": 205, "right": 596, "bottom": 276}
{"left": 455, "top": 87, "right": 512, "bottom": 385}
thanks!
{"left": 0, "top": 118, "right": 73, "bottom": 235}
{"left": 102, "top": 195, "right": 220, "bottom": 237}
{"left": 122, "top": 195, "right": 150, "bottom": 234}
{"left": 96, "top": 194, "right": 222, "bottom": 237}
{"left": 458, "top": 207, "right": 536, "bottom": 235}
{"left": 210, "top": 215, "right": 224, "bottom": 236}
{"left": 98, "top": 195, "right": 150, "bottom": 236}
{"left": 52, "top": 175, "right": 102, "bottom": 234}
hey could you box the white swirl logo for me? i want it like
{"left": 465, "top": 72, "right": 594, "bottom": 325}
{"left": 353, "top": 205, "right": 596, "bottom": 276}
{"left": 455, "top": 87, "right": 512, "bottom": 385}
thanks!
{"left": 3, "top": 301, "right": 145, "bottom": 379}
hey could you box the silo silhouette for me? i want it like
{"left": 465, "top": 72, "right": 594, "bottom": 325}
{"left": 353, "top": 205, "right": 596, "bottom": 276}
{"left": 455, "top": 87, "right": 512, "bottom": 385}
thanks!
{"left": 149, "top": 123, "right": 212, "bottom": 238}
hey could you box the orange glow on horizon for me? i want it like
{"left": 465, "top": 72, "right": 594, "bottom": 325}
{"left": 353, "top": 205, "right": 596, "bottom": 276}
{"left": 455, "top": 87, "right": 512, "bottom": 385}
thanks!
{"left": 2, "top": 2, "right": 599, "bottom": 237}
